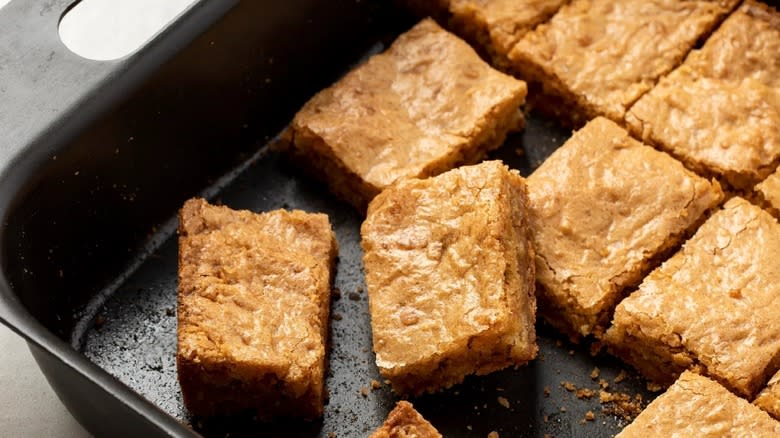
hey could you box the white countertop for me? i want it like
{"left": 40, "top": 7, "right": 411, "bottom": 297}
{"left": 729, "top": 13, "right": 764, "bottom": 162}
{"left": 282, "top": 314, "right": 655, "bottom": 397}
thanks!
{"left": 0, "top": 325, "right": 91, "bottom": 437}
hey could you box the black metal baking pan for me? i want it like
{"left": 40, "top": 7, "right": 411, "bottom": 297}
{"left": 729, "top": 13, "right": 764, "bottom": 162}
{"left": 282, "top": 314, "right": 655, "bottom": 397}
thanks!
{"left": 0, "top": 1, "right": 656, "bottom": 436}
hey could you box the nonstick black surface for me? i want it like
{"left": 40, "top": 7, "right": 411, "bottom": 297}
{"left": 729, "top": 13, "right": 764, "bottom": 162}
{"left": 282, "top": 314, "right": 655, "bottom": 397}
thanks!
{"left": 72, "top": 110, "right": 657, "bottom": 437}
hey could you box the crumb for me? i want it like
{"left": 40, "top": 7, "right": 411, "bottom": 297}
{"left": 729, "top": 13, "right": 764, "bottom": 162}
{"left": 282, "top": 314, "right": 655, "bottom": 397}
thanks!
{"left": 590, "top": 367, "right": 600, "bottom": 380}
{"left": 585, "top": 411, "right": 595, "bottom": 421}
{"left": 614, "top": 370, "right": 628, "bottom": 384}
{"left": 371, "top": 379, "right": 381, "bottom": 390}
{"left": 348, "top": 292, "right": 361, "bottom": 301}
{"left": 328, "top": 433, "right": 337, "bottom": 438}
{"left": 646, "top": 382, "right": 663, "bottom": 392}
{"left": 576, "top": 388, "right": 595, "bottom": 399}
{"left": 590, "top": 341, "right": 604, "bottom": 356}
{"left": 496, "top": 387, "right": 504, "bottom": 392}
{"left": 543, "top": 415, "right": 549, "bottom": 423}
{"left": 599, "top": 390, "right": 645, "bottom": 421}
{"left": 384, "top": 379, "right": 391, "bottom": 385}
{"left": 332, "top": 288, "right": 341, "bottom": 300}
{"left": 467, "top": 425, "right": 472, "bottom": 431}
{"left": 560, "top": 407, "right": 567, "bottom": 413}
{"left": 514, "top": 148, "right": 525, "bottom": 157}
{"left": 543, "top": 386, "right": 551, "bottom": 397}
{"left": 599, "top": 379, "right": 609, "bottom": 389}
{"left": 487, "top": 432, "right": 499, "bottom": 438}
{"left": 544, "top": 435, "right": 553, "bottom": 438}
{"left": 497, "top": 396, "right": 510, "bottom": 409}
{"left": 561, "top": 381, "right": 576, "bottom": 392}
{"left": 556, "top": 340, "right": 562, "bottom": 347}
{"left": 728, "top": 289, "right": 742, "bottom": 298}
{"left": 568, "top": 350, "right": 575, "bottom": 356}
{"left": 359, "top": 386, "right": 369, "bottom": 397}
{"left": 333, "top": 313, "right": 343, "bottom": 321}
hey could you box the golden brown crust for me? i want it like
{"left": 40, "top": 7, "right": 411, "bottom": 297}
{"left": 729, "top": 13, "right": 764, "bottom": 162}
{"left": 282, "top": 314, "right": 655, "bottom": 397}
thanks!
{"left": 616, "top": 372, "right": 780, "bottom": 437}
{"left": 289, "top": 18, "right": 526, "bottom": 211}
{"left": 361, "top": 161, "right": 537, "bottom": 395}
{"left": 606, "top": 198, "right": 780, "bottom": 399}
{"left": 176, "top": 198, "right": 338, "bottom": 419}
{"left": 370, "top": 401, "right": 442, "bottom": 438}
{"left": 626, "top": 0, "right": 780, "bottom": 191}
{"left": 447, "top": 0, "right": 568, "bottom": 68}
{"left": 527, "top": 117, "right": 723, "bottom": 340}
{"left": 509, "top": 0, "right": 738, "bottom": 126}
{"left": 755, "top": 370, "right": 780, "bottom": 420}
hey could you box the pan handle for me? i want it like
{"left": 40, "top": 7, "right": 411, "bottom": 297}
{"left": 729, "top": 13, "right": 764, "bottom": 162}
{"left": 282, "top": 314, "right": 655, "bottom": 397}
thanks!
{"left": 0, "top": 0, "right": 118, "bottom": 171}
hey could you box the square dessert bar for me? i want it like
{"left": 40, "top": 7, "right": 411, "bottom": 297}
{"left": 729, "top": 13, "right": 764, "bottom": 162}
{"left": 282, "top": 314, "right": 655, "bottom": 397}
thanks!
{"left": 755, "top": 370, "right": 780, "bottom": 420}
{"left": 370, "top": 401, "right": 442, "bottom": 438}
{"left": 626, "top": 0, "right": 780, "bottom": 190}
{"left": 616, "top": 372, "right": 780, "bottom": 438}
{"left": 402, "top": 0, "right": 568, "bottom": 68}
{"left": 527, "top": 117, "right": 723, "bottom": 340}
{"left": 508, "top": 0, "right": 739, "bottom": 127}
{"left": 361, "top": 161, "right": 537, "bottom": 395}
{"left": 177, "top": 198, "right": 338, "bottom": 419}
{"left": 606, "top": 197, "right": 780, "bottom": 399}
{"left": 755, "top": 167, "right": 780, "bottom": 218}
{"left": 288, "top": 18, "right": 527, "bottom": 211}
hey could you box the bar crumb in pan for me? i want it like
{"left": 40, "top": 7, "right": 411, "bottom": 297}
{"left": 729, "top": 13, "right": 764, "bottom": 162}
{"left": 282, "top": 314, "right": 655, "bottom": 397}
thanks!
{"left": 287, "top": 18, "right": 526, "bottom": 211}
{"left": 369, "top": 401, "right": 442, "bottom": 438}
{"left": 615, "top": 371, "right": 780, "bottom": 437}
{"left": 361, "top": 161, "right": 537, "bottom": 396}
{"left": 508, "top": 0, "right": 739, "bottom": 127}
{"left": 527, "top": 117, "right": 722, "bottom": 341}
{"left": 755, "top": 369, "right": 780, "bottom": 420}
{"left": 626, "top": 0, "right": 780, "bottom": 191}
{"left": 176, "top": 198, "right": 338, "bottom": 419}
{"left": 606, "top": 197, "right": 780, "bottom": 399}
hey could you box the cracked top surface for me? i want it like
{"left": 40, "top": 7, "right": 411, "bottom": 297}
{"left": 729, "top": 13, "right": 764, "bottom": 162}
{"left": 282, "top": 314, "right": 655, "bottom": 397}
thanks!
{"left": 612, "top": 197, "right": 780, "bottom": 398}
{"left": 527, "top": 117, "right": 722, "bottom": 319}
{"left": 448, "top": 0, "right": 568, "bottom": 56}
{"left": 177, "top": 198, "right": 337, "bottom": 386}
{"left": 626, "top": 0, "right": 780, "bottom": 189}
{"left": 292, "top": 18, "right": 526, "bottom": 191}
{"left": 616, "top": 371, "right": 780, "bottom": 437}
{"left": 370, "top": 401, "right": 442, "bottom": 438}
{"left": 683, "top": 0, "right": 780, "bottom": 87}
{"left": 509, "top": 0, "right": 737, "bottom": 121}
{"left": 361, "top": 161, "right": 532, "bottom": 370}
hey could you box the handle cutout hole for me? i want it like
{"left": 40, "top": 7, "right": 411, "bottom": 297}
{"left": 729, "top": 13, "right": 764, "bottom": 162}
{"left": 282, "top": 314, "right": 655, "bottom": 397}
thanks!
{"left": 59, "top": 0, "right": 196, "bottom": 61}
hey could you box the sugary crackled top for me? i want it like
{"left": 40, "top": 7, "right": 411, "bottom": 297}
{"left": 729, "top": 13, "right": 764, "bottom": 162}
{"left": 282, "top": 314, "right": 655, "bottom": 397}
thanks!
{"left": 178, "top": 199, "right": 337, "bottom": 385}
{"left": 613, "top": 197, "right": 780, "bottom": 398}
{"left": 626, "top": 68, "right": 780, "bottom": 186}
{"left": 370, "top": 401, "right": 442, "bottom": 438}
{"left": 755, "top": 369, "right": 780, "bottom": 419}
{"left": 757, "top": 168, "right": 780, "bottom": 212}
{"left": 625, "top": 0, "right": 780, "bottom": 187}
{"left": 683, "top": 0, "right": 780, "bottom": 87}
{"left": 292, "top": 18, "right": 526, "bottom": 191}
{"left": 361, "top": 161, "right": 527, "bottom": 369}
{"left": 509, "top": 0, "right": 737, "bottom": 121}
{"left": 616, "top": 372, "right": 780, "bottom": 437}
{"left": 449, "top": 0, "right": 567, "bottom": 55}
{"left": 527, "top": 117, "right": 722, "bottom": 314}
